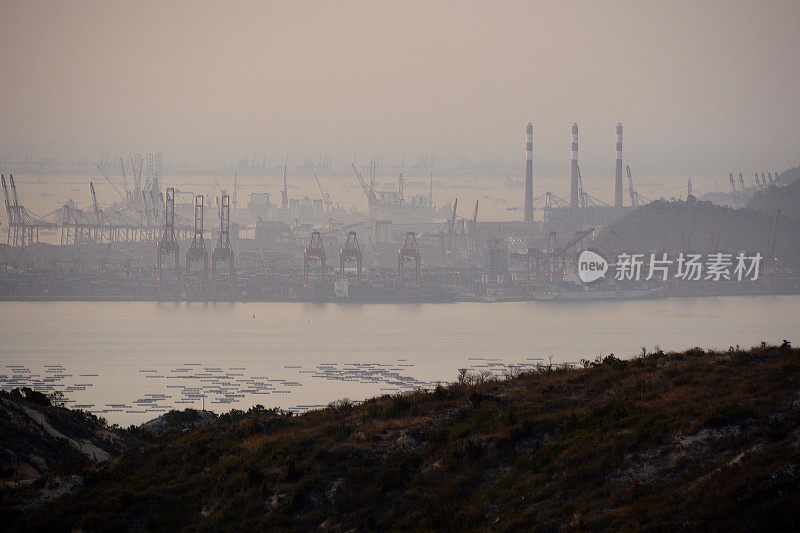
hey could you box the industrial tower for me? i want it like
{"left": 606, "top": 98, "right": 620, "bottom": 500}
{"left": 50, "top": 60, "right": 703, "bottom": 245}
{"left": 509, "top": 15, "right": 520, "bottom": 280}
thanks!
{"left": 614, "top": 123, "right": 623, "bottom": 208}
{"left": 524, "top": 123, "right": 534, "bottom": 222}
{"left": 570, "top": 123, "right": 579, "bottom": 208}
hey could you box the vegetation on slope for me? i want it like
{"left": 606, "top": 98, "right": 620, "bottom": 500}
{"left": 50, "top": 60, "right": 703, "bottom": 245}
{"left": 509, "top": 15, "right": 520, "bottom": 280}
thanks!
{"left": 747, "top": 167, "right": 800, "bottom": 219}
{"left": 3, "top": 344, "right": 800, "bottom": 531}
{"left": 601, "top": 200, "right": 799, "bottom": 263}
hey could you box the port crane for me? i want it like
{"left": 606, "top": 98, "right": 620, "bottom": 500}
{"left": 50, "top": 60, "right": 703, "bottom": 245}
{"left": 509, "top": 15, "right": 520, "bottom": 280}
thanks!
{"left": 351, "top": 163, "right": 378, "bottom": 208}
{"left": 120, "top": 157, "right": 129, "bottom": 204}
{"left": 95, "top": 164, "right": 125, "bottom": 202}
{"left": 469, "top": 200, "right": 479, "bottom": 242}
{"left": 313, "top": 173, "right": 332, "bottom": 208}
{"left": 626, "top": 165, "right": 648, "bottom": 207}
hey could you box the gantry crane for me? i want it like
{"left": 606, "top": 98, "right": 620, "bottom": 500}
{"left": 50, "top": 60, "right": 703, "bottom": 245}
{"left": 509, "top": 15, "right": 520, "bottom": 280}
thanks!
{"left": 340, "top": 231, "right": 363, "bottom": 284}
{"left": 157, "top": 187, "right": 180, "bottom": 299}
{"left": 304, "top": 230, "right": 326, "bottom": 292}
{"left": 185, "top": 195, "right": 208, "bottom": 297}
{"left": 398, "top": 232, "right": 421, "bottom": 287}
{"left": 212, "top": 194, "right": 235, "bottom": 295}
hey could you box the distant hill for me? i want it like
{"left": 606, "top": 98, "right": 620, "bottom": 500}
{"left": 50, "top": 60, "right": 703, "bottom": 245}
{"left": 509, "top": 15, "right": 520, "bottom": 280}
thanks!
{"left": 600, "top": 200, "right": 799, "bottom": 263}
{"left": 776, "top": 166, "right": 800, "bottom": 187}
{"left": 748, "top": 167, "right": 800, "bottom": 219}
{"left": 3, "top": 345, "right": 799, "bottom": 530}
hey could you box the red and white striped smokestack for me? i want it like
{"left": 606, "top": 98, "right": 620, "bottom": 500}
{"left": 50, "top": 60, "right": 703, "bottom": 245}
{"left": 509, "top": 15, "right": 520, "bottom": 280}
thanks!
{"left": 570, "top": 123, "right": 579, "bottom": 208}
{"left": 614, "top": 123, "right": 623, "bottom": 208}
{"left": 524, "top": 123, "right": 533, "bottom": 222}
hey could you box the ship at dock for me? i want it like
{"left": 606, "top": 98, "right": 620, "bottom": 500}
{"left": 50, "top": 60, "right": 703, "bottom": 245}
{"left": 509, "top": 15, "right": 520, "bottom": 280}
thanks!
{"left": 351, "top": 163, "right": 451, "bottom": 224}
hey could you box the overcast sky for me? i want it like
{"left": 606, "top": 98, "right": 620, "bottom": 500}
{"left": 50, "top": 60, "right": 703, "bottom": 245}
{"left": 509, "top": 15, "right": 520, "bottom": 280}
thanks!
{"left": 0, "top": 1, "right": 798, "bottom": 174}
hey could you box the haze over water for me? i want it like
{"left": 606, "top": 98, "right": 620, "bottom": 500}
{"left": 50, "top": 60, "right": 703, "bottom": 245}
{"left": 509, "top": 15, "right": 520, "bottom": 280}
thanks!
{"left": 2, "top": 296, "right": 798, "bottom": 426}
{"left": 2, "top": 2, "right": 799, "bottom": 175}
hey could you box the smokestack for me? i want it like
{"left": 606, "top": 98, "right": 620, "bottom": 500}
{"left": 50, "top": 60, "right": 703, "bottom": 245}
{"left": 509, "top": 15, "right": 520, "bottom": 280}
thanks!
{"left": 524, "top": 123, "right": 533, "bottom": 222}
{"left": 614, "top": 123, "right": 623, "bottom": 208}
{"left": 570, "top": 123, "right": 579, "bottom": 208}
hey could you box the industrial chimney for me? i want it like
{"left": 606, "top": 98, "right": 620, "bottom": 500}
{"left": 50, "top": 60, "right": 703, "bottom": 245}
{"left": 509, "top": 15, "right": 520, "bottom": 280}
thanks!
{"left": 524, "top": 123, "right": 534, "bottom": 222}
{"left": 570, "top": 123, "right": 579, "bottom": 208}
{"left": 614, "top": 123, "right": 623, "bottom": 208}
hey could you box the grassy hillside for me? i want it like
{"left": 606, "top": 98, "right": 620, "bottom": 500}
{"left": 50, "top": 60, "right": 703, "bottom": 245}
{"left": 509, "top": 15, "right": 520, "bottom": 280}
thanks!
{"left": 601, "top": 200, "right": 799, "bottom": 263}
{"left": 748, "top": 168, "right": 800, "bottom": 219}
{"left": 3, "top": 344, "right": 800, "bottom": 531}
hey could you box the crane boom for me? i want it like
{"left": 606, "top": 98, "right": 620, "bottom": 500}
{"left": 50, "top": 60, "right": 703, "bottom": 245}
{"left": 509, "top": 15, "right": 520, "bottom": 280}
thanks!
{"left": 90, "top": 182, "right": 102, "bottom": 223}
{"left": 313, "top": 173, "right": 331, "bottom": 207}
{"left": 447, "top": 198, "right": 458, "bottom": 249}
{"left": 626, "top": 165, "right": 636, "bottom": 206}
{"left": 768, "top": 209, "right": 780, "bottom": 259}
{"left": 96, "top": 164, "right": 125, "bottom": 201}
{"left": 9, "top": 174, "right": 19, "bottom": 211}
{"left": 120, "top": 157, "right": 129, "bottom": 203}
{"left": 1, "top": 175, "right": 13, "bottom": 226}
{"left": 351, "top": 163, "right": 378, "bottom": 206}
{"left": 557, "top": 228, "right": 595, "bottom": 255}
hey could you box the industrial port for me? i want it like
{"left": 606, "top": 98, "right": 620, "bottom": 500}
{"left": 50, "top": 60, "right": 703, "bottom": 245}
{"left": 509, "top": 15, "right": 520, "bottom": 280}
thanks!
{"left": 1, "top": 124, "right": 796, "bottom": 303}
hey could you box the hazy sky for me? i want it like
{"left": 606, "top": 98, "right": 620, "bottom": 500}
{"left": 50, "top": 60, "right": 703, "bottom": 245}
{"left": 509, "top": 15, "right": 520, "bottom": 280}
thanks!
{"left": 1, "top": 0, "right": 798, "bottom": 173}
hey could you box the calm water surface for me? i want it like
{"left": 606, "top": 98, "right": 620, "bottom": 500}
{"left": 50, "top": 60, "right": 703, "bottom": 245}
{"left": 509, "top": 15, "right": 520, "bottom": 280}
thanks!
{"left": 1, "top": 296, "right": 798, "bottom": 425}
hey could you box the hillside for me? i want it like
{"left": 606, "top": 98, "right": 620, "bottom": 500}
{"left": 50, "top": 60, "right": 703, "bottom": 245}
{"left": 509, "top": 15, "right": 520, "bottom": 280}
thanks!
{"left": 601, "top": 200, "right": 800, "bottom": 263}
{"left": 748, "top": 167, "right": 800, "bottom": 219}
{"left": 2, "top": 344, "right": 800, "bottom": 530}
